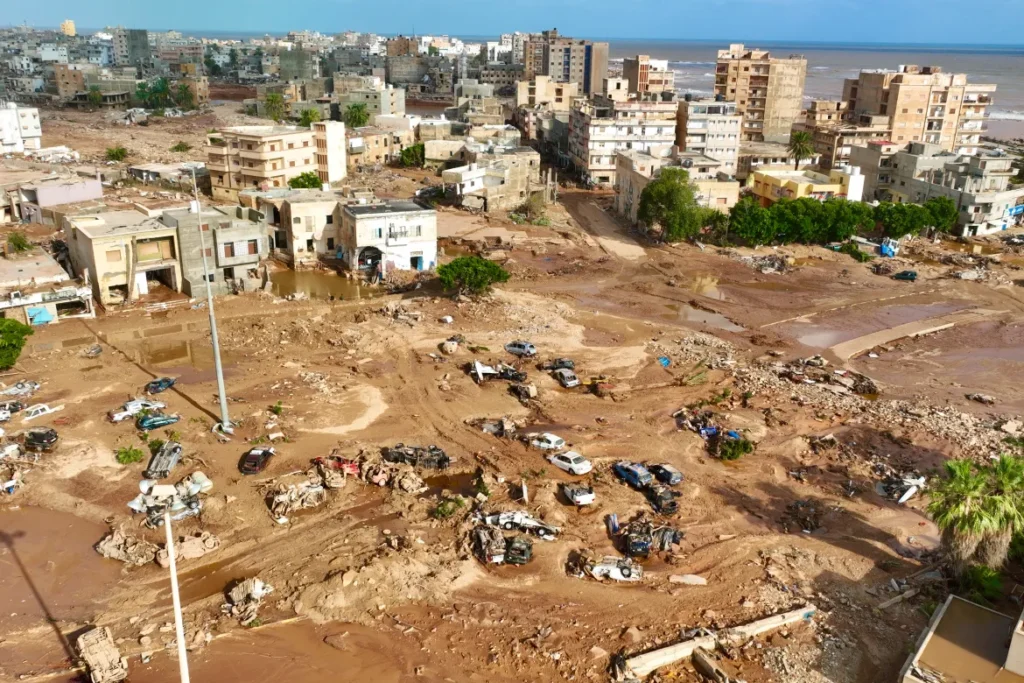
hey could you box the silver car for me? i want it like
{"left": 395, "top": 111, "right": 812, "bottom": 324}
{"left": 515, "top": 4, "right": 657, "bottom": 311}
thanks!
{"left": 552, "top": 368, "right": 580, "bottom": 388}
{"left": 505, "top": 341, "right": 537, "bottom": 357}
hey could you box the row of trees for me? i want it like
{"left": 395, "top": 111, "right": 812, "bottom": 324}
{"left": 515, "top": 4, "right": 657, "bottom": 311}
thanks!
{"left": 134, "top": 78, "right": 195, "bottom": 110}
{"left": 636, "top": 169, "right": 960, "bottom": 246}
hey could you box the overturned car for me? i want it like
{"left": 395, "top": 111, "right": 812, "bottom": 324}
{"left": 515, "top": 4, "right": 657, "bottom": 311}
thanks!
{"left": 472, "top": 526, "right": 533, "bottom": 565}
{"left": 383, "top": 443, "right": 450, "bottom": 470}
{"left": 476, "top": 510, "right": 560, "bottom": 539}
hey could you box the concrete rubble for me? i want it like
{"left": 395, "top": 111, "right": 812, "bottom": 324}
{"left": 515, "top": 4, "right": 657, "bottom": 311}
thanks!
{"left": 76, "top": 626, "right": 128, "bottom": 683}
{"left": 95, "top": 528, "right": 159, "bottom": 566}
{"left": 223, "top": 577, "right": 274, "bottom": 626}
{"left": 156, "top": 531, "right": 221, "bottom": 568}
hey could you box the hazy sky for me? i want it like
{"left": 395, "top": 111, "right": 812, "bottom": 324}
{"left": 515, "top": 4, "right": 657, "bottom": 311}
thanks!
{"left": 7, "top": 0, "right": 1023, "bottom": 45}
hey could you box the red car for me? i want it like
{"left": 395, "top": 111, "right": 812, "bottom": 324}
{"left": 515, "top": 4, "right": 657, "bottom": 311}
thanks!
{"left": 313, "top": 455, "right": 360, "bottom": 476}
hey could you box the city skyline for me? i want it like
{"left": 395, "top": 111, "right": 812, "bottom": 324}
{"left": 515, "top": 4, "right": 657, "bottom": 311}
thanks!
{"left": 5, "top": 0, "right": 1024, "bottom": 46}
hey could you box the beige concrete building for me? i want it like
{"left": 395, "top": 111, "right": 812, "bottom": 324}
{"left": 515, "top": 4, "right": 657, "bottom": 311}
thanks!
{"left": 522, "top": 29, "right": 608, "bottom": 96}
{"left": 206, "top": 125, "right": 319, "bottom": 202}
{"left": 714, "top": 44, "right": 807, "bottom": 143}
{"left": 569, "top": 92, "right": 680, "bottom": 186}
{"left": 312, "top": 121, "right": 347, "bottom": 185}
{"left": 346, "top": 126, "right": 415, "bottom": 171}
{"left": 749, "top": 165, "right": 865, "bottom": 207}
{"left": 515, "top": 75, "right": 579, "bottom": 113}
{"left": 66, "top": 210, "right": 182, "bottom": 307}
{"left": 60, "top": 20, "right": 76, "bottom": 37}
{"left": 441, "top": 141, "right": 555, "bottom": 212}
{"left": 842, "top": 64, "right": 995, "bottom": 155}
{"left": 736, "top": 140, "right": 822, "bottom": 183}
{"left": 54, "top": 63, "right": 87, "bottom": 99}
{"left": 615, "top": 149, "right": 740, "bottom": 227}
{"left": 622, "top": 55, "right": 673, "bottom": 95}
{"left": 676, "top": 98, "right": 742, "bottom": 176}
{"left": 791, "top": 100, "right": 892, "bottom": 170}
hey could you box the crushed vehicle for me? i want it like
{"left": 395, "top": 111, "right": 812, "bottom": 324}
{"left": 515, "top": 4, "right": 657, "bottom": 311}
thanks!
{"left": 504, "top": 340, "right": 537, "bottom": 357}
{"left": 156, "top": 531, "right": 220, "bottom": 568}
{"left": 473, "top": 526, "right": 534, "bottom": 565}
{"left": 127, "top": 471, "right": 212, "bottom": 528}
{"left": 509, "top": 383, "right": 538, "bottom": 403}
{"left": 23, "top": 427, "right": 58, "bottom": 452}
{"left": 563, "top": 482, "right": 595, "bottom": 506}
{"left": 0, "top": 380, "right": 40, "bottom": 397}
{"left": 646, "top": 484, "right": 681, "bottom": 515}
{"left": 469, "top": 416, "right": 524, "bottom": 437}
{"left": 76, "top": 626, "right": 128, "bottom": 683}
{"left": 539, "top": 358, "right": 575, "bottom": 371}
{"left": 505, "top": 536, "right": 533, "bottom": 565}
{"left": 267, "top": 477, "right": 327, "bottom": 520}
{"left": 547, "top": 450, "right": 593, "bottom": 475}
{"left": 496, "top": 363, "right": 528, "bottom": 382}
{"left": 239, "top": 447, "right": 275, "bottom": 475}
{"left": 612, "top": 461, "right": 653, "bottom": 489}
{"left": 143, "top": 440, "right": 182, "bottom": 479}
{"left": 95, "top": 528, "right": 159, "bottom": 566}
{"left": 476, "top": 510, "right": 560, "bottom": 539}
{"left": 525, "top": 432, "right": 566, "bottom": 450}
{"left": 21, "top": 403, "right": 64, "bottom": 422}
{"left": 617, "top": 517, "right": 683, "bottom": 558}
{"left": 109, "top": 398, "right": 166, "bottom": 423}
{"left": 579, "top": 554, "right": 643, "bottom": 582}
{"left": 552, "top": 367, "right": 581, "bottom": 388}
{"left": 383, "top": 443, "right": 450, "bottom": 469}
{"left": 649, "top": 463, "right": 684, "bottom": 486}
{"left": 674, "top": 408, "right": 719, "bottom": 437}
{"left": 0, "top": 400, "right": 24, "bottom": 414}
{"left": 313, "top": 455, "right": 360, "bottom": 488}
{"left": 136, "top": 412, "right": 180, "bottom": 431}
{"left": 470, "top": 361, "right": 527, "bottom": 383}
{"left": 2, "top": 463, "right": 25, "bottom": 494}
{"left": 0, "top": 408, "right": 10, "bottom": 422}
{"left": 223, "top": 577, "right": 273, "bottom": 626}
{"left": 145, "top": 377, "right": 176, "bottom": 394}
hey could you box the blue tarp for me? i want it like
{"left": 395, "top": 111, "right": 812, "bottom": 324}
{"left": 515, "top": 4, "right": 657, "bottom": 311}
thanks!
{"left": 26, "top": 307, "right": 54, "bottom": 325}
{"left": 658, "top": 356, "right": 671, "bottom": 368}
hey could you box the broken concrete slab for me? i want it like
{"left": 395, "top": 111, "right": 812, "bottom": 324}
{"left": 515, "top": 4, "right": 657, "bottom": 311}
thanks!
{"left": 669, "top": 574, "right": 708, "bottom": 586}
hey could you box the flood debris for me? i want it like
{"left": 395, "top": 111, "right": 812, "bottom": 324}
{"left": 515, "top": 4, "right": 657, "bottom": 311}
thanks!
{"left": 361, "top": 457, "right": 426, "bottom": 492}
{"left": 382, "top": 443, "right": 450, "bottom": 469}
{"left": 142, "top": 440, "right": 182, "bottom": 480}
{"left": 967, "top": 392, "right": 996, "bottom": 405}
{"left": 156, "top": 531, "right": 221, "bottom": 568}
{"left": 313, "top": 454, "right": 360, "bottom": 488}
{"left": 76, "top": 626, "right": 128, "bottom": 683}
{"left": 267, "top": 475, "right": 327, "bottom": 521}
{"left": 1, "top": 463, "right": 26, "bottom": 494}
{"left": 95, "top": 528, "right": 159, "bottom": 566}
{"left": 126, "top": 471, "right": 213, "bottom": 528}
{"left": 467, "top": 416, "right": 525, "bottom": 437}
{"left": 223, "top": 577, "right": 274, "bottom": 626}
{"left": 475, "top": 510, "right": 560, "bottom": 539}
{"left": 571, "top": 553, "right": 643, "bottom": 582}
{"left": 472, "top": 525, "right": 533, "bottom": 565}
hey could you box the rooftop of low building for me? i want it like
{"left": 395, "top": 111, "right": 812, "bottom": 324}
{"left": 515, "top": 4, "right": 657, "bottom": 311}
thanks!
{"left": 344, "top": 199, "right": 430, "bottom": 216}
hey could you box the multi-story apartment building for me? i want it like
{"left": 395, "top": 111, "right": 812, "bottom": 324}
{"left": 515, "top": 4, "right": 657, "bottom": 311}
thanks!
{"left": 522, "top": 29, "right": 608, "bottom": 96}
{"left": 622, "top": 55, "right": 674, "bottom": 95}
{"left": 312, "top": 120, "right": 347, "bottom": 185}
{"left": 0, "top": 103, "right": 42, "bottom": 153}
{"left": 849, "top": 141, "right": 1024, "bottom": 236}
{"left": 206, "top": 125, "right": 320, "bottom": 201}
{"left": 675, "top": 98, "right": 742, "bottom": 176}
{"left": 841, "top": 65, "right": 996, "bottom": 156}
{"left": 386, "top": 35, "right": 418, "bottom": 57}
{"left": 714, "top": 44, "right": 807, "bottom": 143}
{"left": 441, "top": 142, "right": 554, "bottom": 212}
{"left": 346, "top": 125, "right": 415, "bottom": 171}
{"left": 568, "top": 92, "right": 679, "bottom": 186}
{"left": 478, "top": 63, "right": 525, "bottom": 91}
{"left": 515, "top": 75, "right": 580, "bottom": 113}
{"left": 615, "top": 149, "right": 740, "bottom": 227}
{"left": 791, "top": 100, "right": 892, "bottom": 170}
{"left": 736, "top": 140, "right": 822, "bottom": 183}
{"left": 341, "top": 200, "right": 437, "bottom": 273}
{"left": 112, "top": 28, "right": 150, "bottom": 67}
{"left": 749, "top": 165, "right": 865, "bottom": 207}
{"left": 60, "top": 20, "right": 76, "bottom": 37}
{"left": 54, "top": 63, "right": 89, "bottom": 99}
{"left": 339, "top": 83, "right": 406, "bottom": 117}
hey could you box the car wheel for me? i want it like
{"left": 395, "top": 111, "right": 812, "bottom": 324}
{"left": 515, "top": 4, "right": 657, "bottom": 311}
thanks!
{"left": 502, "top": 522, "right": 514, "bottom": 530}
{"left": 620, "top": 567, "right": 632, "bottom": 578}
{"left": 537, "top": 529, "right": 550, "bottom": 538}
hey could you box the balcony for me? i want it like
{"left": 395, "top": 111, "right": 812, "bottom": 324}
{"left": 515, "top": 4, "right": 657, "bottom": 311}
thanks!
{"left": 239, "top": 166, "right": 289, "bottom": 179}
{"left": 962, "top": 109, "right": 989, "bottom": 119}
{"left": 205, "top": 145, "right": 228, "bottom": 157}
{"left": 239, "top": 148, "right": 284, "bottom": 161}
{"left": 206, "top": 160, "right": 229, "bottom": 172}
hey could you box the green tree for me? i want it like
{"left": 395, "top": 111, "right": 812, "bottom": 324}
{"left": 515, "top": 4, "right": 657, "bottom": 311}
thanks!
{"left": 819, "top": 198, "right": 877, "bottom": 242}
{"left": 174, "top": 82, "right": 194, "bottom": 110}
{"left": 115, "top": 445, "right": 145, "bottom": 465}
{"left": 264, "top": 93, "right": 286, "bottom": 123}
{"left": 977, "top": 455, "right": 1024, "bottom": 568}
{"left": 787, "top": 130, "right": 815, "bottom": 171}
{"left": 87, "top": 86, "right": 103, "bottom": 107}
{"left": 134, "top": 81, "right": 151, "bottom": 106}
{"left": 770, "top": 197, "right": 824, "bottom": 243}
{"left": 428, "top": 45, "right": 440, "bottom": 57}
{"left": 148, "top": 77, "right": 171, "bottom": 107}
{"left": 288, "top": 171, "right": 323, "bottom": 189}
{"left": 106, "top": 146, "right": 128, "bottom": 162}
{"left": 7, "top": 231, "right": 31, "bottom": 253}
{"left": 0, "top": 319, "right": 34, "bottom": 370}
{"left": 728, "top": 197, "right": 778, "bottom": 245}
{"left": 437, "top": 256, "right": 510, "bottom": 294}
{"left": 343, "top": 103, "right": 370, "bottom": 129}
{"left": 398, "top": 142, "right": 425, "bottom": 168}
{"left": 170, "top": 141, "right": 191, "bottom": 152}
{"left": 204, "top": 57, "right": 223, "bottom": 77}
{"left": 299, "top": 108, "right": 322, "bottom": 127}
{"left": 924, "top": 196, "right": 959, "bottom": 234}
{"left": 874, "top": 201, "right": 930, "bottom": 239}
{"left": 229, "top": 47, "right": 239, "bottom": 68}
{"left": 637, "top": 168, "right": 712, "bottom": 242}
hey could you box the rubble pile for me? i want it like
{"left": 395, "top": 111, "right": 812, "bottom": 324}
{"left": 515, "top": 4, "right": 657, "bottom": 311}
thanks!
{"left": 76, "top": 627, "right": 128, "bottom": 683}
{"left": 360, "top": 458, "right": 426, "bottom": 492}
{"left": 735, "top": 253, "right": 791, "bottom": 274}
{"left": 223, "top": 577, "right": 273, "bottom": 626}
{"left": 299, "top": 371, "right": 332, "bottom": 395}
{"left": 267, "top": 473, "right": 328, "bottom": 520}
{"left": 156, "top": 531, "right": 221, "bottom": 568}
{"left": 96, "top": 528, "right": 159, "bottom": 566}
{"left": 467, "top": 416, "right": 527, "bottom": 437}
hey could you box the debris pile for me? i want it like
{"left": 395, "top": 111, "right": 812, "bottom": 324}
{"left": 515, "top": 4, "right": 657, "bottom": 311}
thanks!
{"left": 467, "top": 416, "right": 526, "bottom": 437}
{"left": 156, "top": 531, "right": 221, "bottom": 568}
{"left": 126, "top": 471, "right": 213, "bottom": 528}
{"left": 76, "top": 627, "right": 128, "bottom": 683}
{"left": 360, "top": 458, "right": 426, "bottom": 492}
{"left": 737, "top": 253, "right": 791, "bottom": 274}
{"left": 223, "top": 577, "right": 274, "bottom": 626}
{"left": 96, "top": 528, "right": 159, "bottom": 566}
{"left": 267, "top": 475, "right": 327, "bottom": 520}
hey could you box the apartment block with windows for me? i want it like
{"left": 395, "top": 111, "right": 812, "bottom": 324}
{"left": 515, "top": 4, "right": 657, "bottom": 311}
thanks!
{"left": 569, "top": 92, "right": 680, "bottom": 187}
{"left": 675, "top": 98, "right": 742, "bottom": 176}
{"left": 515, "top": 75, "right": 580, "bottom": 113}
{"left": 841, "top": 65, "right": 996, "bottom": 156}
{"left": 341, "top": 200, "right": 437, "bottom": 274}
{"left": 312, "top": 121, "right": 347, "bottom": 186}
{"left": 791, "top": 99, "right": 892, "bottom": 170}
{"left": 622, "top": 55, "right": 674, "bottom": 95}
{"left": 522, "top": 29, "right": 608, "bottom": 96}
{"left": 714, "top": 44, "right": 807, "bottom": 143}
{"left": 205, "top": 125, "right": 320, "bottom": 202}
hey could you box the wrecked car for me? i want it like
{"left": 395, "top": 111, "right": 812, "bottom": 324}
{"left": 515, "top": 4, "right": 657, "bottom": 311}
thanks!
{"left": 239, "top": 447, "right": 275, "bottom": 475}
{"left": 563, "top": 482, "right": 595, "bottom": 506}
{"left": 539, "top": 358, "right": 575, "bottom": 371}
{"left": 496, "top": 363, "right": 528, "bottom": 382}
{"left": 22, "top": 403, "right": 64, "bottom": 422}
{"left": 76, "top": 627, "right": 128, "bottom": 683}
{"left": 473, "top": 526, "right": 534, "bottom": 565}
{"left": 552, "top": 368, "right": 581, "bottom": 388}
{"left": 0, "top": 400, "right": 24, "bottom": 414}
{"left": 620, "top": 520, "right": 654, "bottom": 558}
{"left": 109, "top": 398, "right": 166, "bottom": 423}
{"left": 504, "top": 340, "right": 537, "bottom": 357}
{"left": 509, "top": 383, "right": 538, "bottom": 403}
{"left": 313, "top": 455, "right": 360, "bottom": 477}
{"left": 145, "top": 377, "right": 176, "bottom": 394}
{"left": 646, "top": 484, "right": 681, "bottom": 515}
{"left": 547, "top": 450, "right": 593, "bottom": 475}
{"left": 477, "top": 510, "right": 559, "bottom": 539}
{"left": 136, "top": 412, "right": 180, "bottom": 431}
{"left": 0, "top": 380, "right": 40, "bottom": 397}
{"left": 526, "top": 432, "right": 566, "bottom": 451}
{"left": 649, "top": 464, "right": 684, "bottom": 486}
{"left": 505, "top": 536, "right": 533, "bottom": 565}
{"left": 383, "top": 443, "right": 450, "bottom": 469}
{"left": 127, "top": 472, "right": 213, "bottom": 528}
{"left": 612, "top": 461, "right": 653, "bottom": 489}
{"left": 23, "top": 427, "right": 58, "bottom": 453}
{"left": 143, "top": 440, "right": 182, "bottom": 479}
{"left": 581, "top": 555, "right": 643, "bottom": 582}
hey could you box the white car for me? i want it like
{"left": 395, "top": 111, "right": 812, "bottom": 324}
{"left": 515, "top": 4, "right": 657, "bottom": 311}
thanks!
{"left": 22, "top": 403, "right": 64, "bottom": 423}
{"left": 563, "top": 483, "right": 595, "bottom": 506}
{"left": 528, "top": 433, "right": 565, "bottom": 450}
{"left": 0, "top": 409, "right": 10, "bottom": 423}
{"left": 547, "top": 451, "right": 592, "bottom": 475}
{"left": 585, "top": 556, "right": 643, "bottom": 582}
{"left": 552, "top": 368, "right": 581, "bottom": 388}
{"left": 505, "top": 341, "right": 537, "bottom": 357}
{"left": 109, "top": 398, "right": 167, "bottom": 423}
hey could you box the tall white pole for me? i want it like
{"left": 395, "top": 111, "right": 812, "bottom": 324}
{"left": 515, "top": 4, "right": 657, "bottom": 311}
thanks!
{"left": 189, "top": 167, "right": 232, "bottom": 433}
{"left": 163, "top": 511, "right": 191, "bottom": 683}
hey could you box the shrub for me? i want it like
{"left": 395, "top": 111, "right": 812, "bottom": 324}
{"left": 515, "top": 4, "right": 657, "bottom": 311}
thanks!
{"left": 106, "top": 146, "right": 128, "bottom": 162}
{"left": 719, "top": 437, "right": 754, "bottom": 461}
{"left": 437, "top": 256, "right": 510, "bottom": 294}
{"left": 270, "top": 401, "right": 283, "bottom": 416}
{"left": 288, "top": 171, "right": 322, "bottom": 189}
{"left": 959, "top": 565, "right": 1003, "bottom": 605}
{"left": 432, "top": 496, "right": 465, "bottom": 519}
{"left": 116, "top": 446, "right": 145, "bottom": 465}
{"left": 839, "top": 241, "right": 874, "bottom": 263}
{"left": 7, "top": 231, "right": 31, "bottom": 253}
{"left": 170, "top": 141, "right": 192, "bottom": 152}
{"left": 0, "top": 319, "right": 34, "bottom": 370}
{"left": 148, "top": 439, "right": 165, "bottom": 456}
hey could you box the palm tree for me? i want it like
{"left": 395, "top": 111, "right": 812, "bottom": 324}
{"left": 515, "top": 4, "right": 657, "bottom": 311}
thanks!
{"left": 977, "top": 455, "right": 1024, "bottom": 568}
{"left": 343, "top": 103, "right": 369, "bottom": 129}
{"left": 787, "top": 131, "right": 814, "bottom": 171}
{"left": 928, "top": 460, "right": 992, "bottom": 575}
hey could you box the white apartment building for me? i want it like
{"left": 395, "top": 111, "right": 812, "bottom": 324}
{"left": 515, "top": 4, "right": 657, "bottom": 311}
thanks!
{"left": 0, "top": 103, "right": 42, "bottom": 153}
{"left": 568, "top": 93, "right": 679, "bottom": 186}
{"left": 341, "top": 200, "right": 437, "bottom": 273}
{"left": 312, "top": 121, "right": 347, "bottom": 186}
{"left": 676, "top": 98, "right": 742, "bottom": 176}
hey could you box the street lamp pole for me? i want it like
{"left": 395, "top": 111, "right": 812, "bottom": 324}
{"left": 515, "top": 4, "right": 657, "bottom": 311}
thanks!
{"left": 189, "top": 166, "right": 232, "bottom": 434}
{"left": 163, "top": 511, "right": 191, "bottom": 683}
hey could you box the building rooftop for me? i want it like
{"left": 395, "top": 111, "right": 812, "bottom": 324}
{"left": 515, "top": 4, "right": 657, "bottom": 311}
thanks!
{"left": 740, "top": 141, "right": 799, "bottom": 157}
{"left": 345, "top": 200, "right": 430, "bottom": 216}
{"left": 0, "top": 249, "right": 69, "bottom": 289}
{"left": 218, "top": 125, "right": 310, "bottom": 137}
{"left": 755, "top": 168, "right": 846, "bottom": 186}
{"left": 911, "top": 596, "right": 1024, "bottom": 683}
{"left": 68, "top": 211, "right": 174, "bottom": 239}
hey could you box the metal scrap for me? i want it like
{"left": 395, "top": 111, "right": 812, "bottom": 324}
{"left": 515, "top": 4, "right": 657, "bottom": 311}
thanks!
{"left": 222, "top": 577, "right": 273, "bottom": 626}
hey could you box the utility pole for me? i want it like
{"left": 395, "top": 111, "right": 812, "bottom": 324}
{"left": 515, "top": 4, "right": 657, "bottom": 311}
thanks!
{"left": 188, "top": 165, "right": 232, "bottom": 434}
{"left": 164, "top": 510, "right": 191, "bottom": 683}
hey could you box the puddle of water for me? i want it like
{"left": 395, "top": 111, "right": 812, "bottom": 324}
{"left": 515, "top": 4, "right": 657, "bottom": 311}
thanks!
{"left": 665, "top": 303, "right": 744, "bottom": 332}
{"left": 688, "top": 274, "right": 727, "bottom": 301}
{"left": 271, "top": 270, "right": 384, "bottom": 300}
{"left": 440, "top": 243, "right": 476, "bottom": 259}
{"left": 942, "top": 239, "right": 1002, "bottom": 256}
{"left": 422, "top": 472, "right": 477, "bottom": 498}
{"left": 123, "top": 338, "right": 242, "bottom": 383}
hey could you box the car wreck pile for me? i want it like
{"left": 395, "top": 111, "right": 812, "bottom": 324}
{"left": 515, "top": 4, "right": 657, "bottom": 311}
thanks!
{"left": 222, "top": 577, "right": 274, "bottom": 626}
{"left": 126, "top": 471, "right": 213, "bottom": 528}
{"left": 76, "top": 627, "right": 128, "bottom": 683}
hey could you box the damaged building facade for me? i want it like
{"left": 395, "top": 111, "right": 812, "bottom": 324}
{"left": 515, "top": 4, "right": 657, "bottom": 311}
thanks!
{"left": 441, "top": 142, "right": 556, "bottom": 212}
{"left": 341, "top": 200, "right": 437, "bottom": 273}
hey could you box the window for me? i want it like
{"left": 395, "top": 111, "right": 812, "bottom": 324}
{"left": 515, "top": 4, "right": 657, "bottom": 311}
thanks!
{"left": 326, "top": 215, "right": 333, "bottom": 224}
{"left": 206, "top": 273, "right": 215, "bottom": 282}
{"left": 288, "top": 143, "right": 294, "bottom": 149}
{"left": 204, "top": 247, "right": 212, "bottom": 257}
{"left": 303, "top": 141, "right": 309, "bottom": 147}
{"left": 327, "top": 237, "right": 335, "bottom": 250}
{"left": 415, "top": 226, "right": 422, "bottom": 237}
{"left": 293, "top": 217, "right": 301, "bottom": 224}
{"left": 106, "top": 249, "right": 122, "bottom": 262}
{"left": 306, "top": 239, "right": 314, "bottom": 251}
{"left": 224, "top": 243, "right": 235, "bottom": 258}
{"left": 289, "top": 161, "right": 295, "bottom": 167}
{"left": 201, "top": 223, "right": 209, "bottom": 231}
{"left": 375, "top": 227, "right": 383, "bottom": 239}
{"left": 247, "top": 239, "right": 258, "bottom": 255}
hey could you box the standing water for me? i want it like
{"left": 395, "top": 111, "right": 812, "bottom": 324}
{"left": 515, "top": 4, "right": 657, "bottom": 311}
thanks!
{"left": 270, "top": 270, "right": 384, "bottom": 301}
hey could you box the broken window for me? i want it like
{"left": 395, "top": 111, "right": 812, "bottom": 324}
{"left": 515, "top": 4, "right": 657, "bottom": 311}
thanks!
{"left": 327, "top": 237, "right": 335, "bottom": 250}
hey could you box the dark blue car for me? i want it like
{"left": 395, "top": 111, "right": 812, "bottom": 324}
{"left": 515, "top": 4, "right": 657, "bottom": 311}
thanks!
{"left": 136, "top": 413, "right": 180, "bottom": 431}
{"left": 649, "top": 464, "right": 684, "bottom": 486}
{"left": 612, "top": 461, "right": 653, "bottom": 489}
{"left": 146, "top": 377, "right": 176, "bottom": 394}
